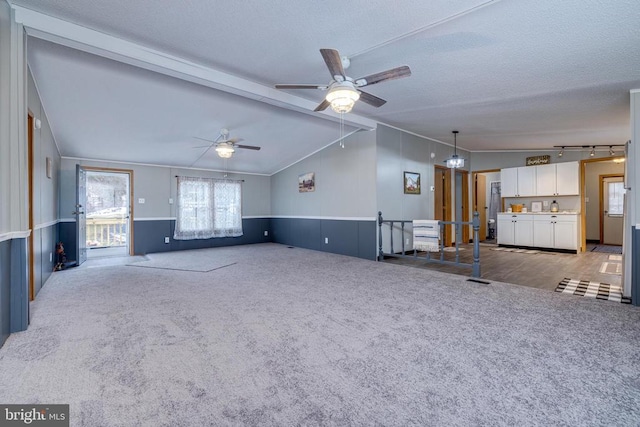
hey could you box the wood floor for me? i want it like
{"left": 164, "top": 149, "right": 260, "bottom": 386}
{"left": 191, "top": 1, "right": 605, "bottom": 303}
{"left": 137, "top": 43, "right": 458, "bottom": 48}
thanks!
{"left": 384, "top": 244, "right": 622, "bottom": 292}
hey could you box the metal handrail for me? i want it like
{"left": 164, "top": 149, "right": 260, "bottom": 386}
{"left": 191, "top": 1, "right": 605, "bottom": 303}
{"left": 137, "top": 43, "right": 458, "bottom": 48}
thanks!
{"left": 377, "top": 211, "right": 481, "bottom": 277}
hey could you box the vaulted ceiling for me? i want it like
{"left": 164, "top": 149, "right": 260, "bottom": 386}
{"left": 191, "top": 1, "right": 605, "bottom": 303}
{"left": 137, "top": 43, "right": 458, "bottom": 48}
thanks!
{"left": 12, "top": 0, "right": 640, "bottom": 174}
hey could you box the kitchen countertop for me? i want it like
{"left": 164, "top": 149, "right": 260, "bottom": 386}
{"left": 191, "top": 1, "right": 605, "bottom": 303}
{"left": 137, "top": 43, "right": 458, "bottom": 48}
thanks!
{"left": 499, "top": 211, "right": 579, "bottom": 215}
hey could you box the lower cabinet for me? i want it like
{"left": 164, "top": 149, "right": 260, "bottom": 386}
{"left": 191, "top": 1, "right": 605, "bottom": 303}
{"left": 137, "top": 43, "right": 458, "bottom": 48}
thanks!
{"left": 497, "top": 214, "right": 533, "bottom": 246}
{"left": 498, "top": 213, "right": 579, "bottom": 250}
{"left": 533, "top": 214, "right": 578, "bottom": 250}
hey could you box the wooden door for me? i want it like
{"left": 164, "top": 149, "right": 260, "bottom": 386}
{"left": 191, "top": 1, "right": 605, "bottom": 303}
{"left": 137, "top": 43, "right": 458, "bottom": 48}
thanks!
{"left": 434, "top": 166, "right": 452, "bottom": 246}
{"left": 474, "top": 173, "right": 487, "bottom": 241}
{"left": 457, "top": 170, "right": 470, "bottom": 243}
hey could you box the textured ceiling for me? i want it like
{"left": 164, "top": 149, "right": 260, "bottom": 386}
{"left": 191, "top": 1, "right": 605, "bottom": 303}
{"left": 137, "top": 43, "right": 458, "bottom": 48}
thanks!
{"left": 13, "top": 0, "right": 640, "bottom": 173}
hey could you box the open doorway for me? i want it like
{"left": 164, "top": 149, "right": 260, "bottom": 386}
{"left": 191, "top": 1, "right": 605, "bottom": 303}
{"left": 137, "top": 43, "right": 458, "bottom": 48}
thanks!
{"left": 472, "top": 169, "right": 501, "bottom": 243}
{"left": 83, "top": 168, "right": 133, "bottom": 259}
{"left": 583, "top": 159, "right": 625, "bottom": 253}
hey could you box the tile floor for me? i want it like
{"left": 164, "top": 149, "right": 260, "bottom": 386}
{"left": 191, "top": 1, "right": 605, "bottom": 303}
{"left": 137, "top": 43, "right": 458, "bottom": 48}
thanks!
{"left": 384, "top": 243, "right": 622, "bottom": 292}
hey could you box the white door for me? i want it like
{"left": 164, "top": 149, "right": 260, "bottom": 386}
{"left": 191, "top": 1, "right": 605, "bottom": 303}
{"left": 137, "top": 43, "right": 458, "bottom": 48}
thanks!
{"left": 75, "top": 164, "right": 87, "bottom": 265}
{"left": 602, "top": 176, "right": 624, "bottom": 245}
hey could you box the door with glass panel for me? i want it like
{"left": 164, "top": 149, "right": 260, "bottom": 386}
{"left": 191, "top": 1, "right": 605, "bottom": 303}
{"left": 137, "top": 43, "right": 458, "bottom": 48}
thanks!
{"left": 601, "top": 175, "right": 624, "bottom": 245}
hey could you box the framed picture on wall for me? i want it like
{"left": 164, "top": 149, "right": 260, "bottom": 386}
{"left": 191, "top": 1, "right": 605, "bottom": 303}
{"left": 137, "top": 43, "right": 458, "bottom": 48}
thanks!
{"left": 298, "top": 172, "right": 315, "bottom": 192}
{"left": 404, "top": 171, "right": 421, "bottom": 194}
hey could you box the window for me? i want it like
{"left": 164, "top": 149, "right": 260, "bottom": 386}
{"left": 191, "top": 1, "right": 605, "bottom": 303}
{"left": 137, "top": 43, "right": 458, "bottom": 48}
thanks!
{"left": 607, "top": 181, "right": 624, "bottom": 216}
{"left": 174, "top": 176, "right": 243, "bottom": 240}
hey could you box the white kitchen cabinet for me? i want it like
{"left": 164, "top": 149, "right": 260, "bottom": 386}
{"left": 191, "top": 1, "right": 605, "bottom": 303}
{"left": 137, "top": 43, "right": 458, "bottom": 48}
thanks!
{"left": 500, "top": 167, "right": 536, "bottom": 197}
{"left": 532, "top": 214, "right": 578, "bottom": 250}
{"left": 555, "top": 162, "right": 580, "bottom": 195}
{"left": 497, "top": 214, "right": 534, "bottom": 246}
{"left": 534, "top": 161, "right": 579, "bottom": 196}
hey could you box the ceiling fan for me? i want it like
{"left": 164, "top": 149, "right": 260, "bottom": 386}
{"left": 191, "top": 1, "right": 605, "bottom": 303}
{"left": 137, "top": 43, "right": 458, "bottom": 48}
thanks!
{"left": 275, "top": 48, "right": 411, "bottom": 114}
{"left": 193, "top": 128, "right": 261, "bottom": 159}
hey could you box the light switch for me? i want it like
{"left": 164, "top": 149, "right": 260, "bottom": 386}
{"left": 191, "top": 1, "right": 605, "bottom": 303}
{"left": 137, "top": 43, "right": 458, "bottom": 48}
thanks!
{"left": 169, "top": 198, "right": 174, "bottom": 204}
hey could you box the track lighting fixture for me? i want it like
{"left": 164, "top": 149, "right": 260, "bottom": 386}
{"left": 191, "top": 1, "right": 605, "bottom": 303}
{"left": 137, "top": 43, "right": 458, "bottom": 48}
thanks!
{"left": 609, "top": 146, "right": 615, "bottom": 156}
{"left": 589, "top": 146, "right": 595, "bottom": 157}
{"left": 558, "top": 147, "right": 564, "bottom": 157}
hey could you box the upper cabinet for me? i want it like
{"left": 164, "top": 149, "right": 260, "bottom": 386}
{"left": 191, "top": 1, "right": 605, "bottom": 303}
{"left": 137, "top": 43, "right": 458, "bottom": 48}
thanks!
{"left": 501, "top": 166, "right": 536, "bottom": 197}
{"left": 502, "top": 161, "right": 579, "bottom": 198}
{"left": 535, "top": 161, "right": 579, "bottom": 196}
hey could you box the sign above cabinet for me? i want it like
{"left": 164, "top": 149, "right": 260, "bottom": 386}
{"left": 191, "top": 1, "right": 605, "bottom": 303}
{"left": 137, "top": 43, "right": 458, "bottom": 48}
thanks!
{"left": 526, "top": 155, "right": 551, "bottom": 166}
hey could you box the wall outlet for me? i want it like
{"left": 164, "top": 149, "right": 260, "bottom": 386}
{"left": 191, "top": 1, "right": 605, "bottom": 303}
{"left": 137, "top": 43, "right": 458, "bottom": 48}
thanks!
{"left": 324, "top": 237, "right": 329, "bottom": 244}
{"left": 138, "top": 198, "right": 145, "bottom": 204}
{"left": 169, "top": 198, "right": 173, "bottom": 204}
{"left": 164, "top": 237, "right": 170, "bottom": 244}
{"left": 49, "top": 252, "right": 52, "bottom": 262}
{"left": 406, "top": 238, "right": 410, "bottom": 245}
{"left": 264, "top": 230, "right": 268, "bottom": 236}
{"left": 543, "top": 200, "right": 549, "bottom": 207}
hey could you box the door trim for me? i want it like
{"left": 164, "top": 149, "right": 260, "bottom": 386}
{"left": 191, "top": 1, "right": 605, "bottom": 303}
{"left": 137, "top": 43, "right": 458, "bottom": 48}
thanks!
{"left": 80, "top": 166, "right": 135, "bottom": 256}
{"left": 27, "top": 114, "right": 34, "bottom": 301}
{"left": 456, "top": 170, "right": 470, "bottom": 243}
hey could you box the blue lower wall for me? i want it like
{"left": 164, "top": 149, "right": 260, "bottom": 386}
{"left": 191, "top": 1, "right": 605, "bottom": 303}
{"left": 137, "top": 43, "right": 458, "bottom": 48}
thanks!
{"left": 271, "top": 218, "right": 377, "bottom": 260}
{"left": 0, "top": 237, "right": 29, "bottom": 348}
{"left": 633, "top": 226, "right": 639, "bottom": 306}
{"left": 59, "top": 217, "right": 376, "bottom": 260}
{"left": 0, "top": 239, "right": 11, "bottom": 347}
{"left": 136, "top": 218, "right": 272, "bottom": 254}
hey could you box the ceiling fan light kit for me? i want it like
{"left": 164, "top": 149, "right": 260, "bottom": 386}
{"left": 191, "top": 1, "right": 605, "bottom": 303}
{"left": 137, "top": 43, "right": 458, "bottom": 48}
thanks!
{"left": 325, "top": 82, "right": 360, "bottom": 114}
{"left": 215, "top": 142, "right": 235, "bottom": 158}
{"left": 445, "top": 130, "right": 465, "bottom": 169}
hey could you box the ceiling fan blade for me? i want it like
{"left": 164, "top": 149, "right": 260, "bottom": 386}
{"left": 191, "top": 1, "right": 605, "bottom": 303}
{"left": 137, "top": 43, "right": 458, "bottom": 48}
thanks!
{"left": 193, "top": 136, "right": 217, "bottom": 143}
{"left": 354, "top": 65, "right": 412, "bottom": 87}
{"left": 275, "top": 84, "right": 326, "bottom": 90}
{"left": 320, "top": 48, "right": 345, "bottom": 80}
{"left": 359, "top": 91, "right": 387, "bottom": 108}
{"left": 225, "top": 137, "right": 244, "bottom": 144}
{"left": 314, "top": 99, "right": 330, "bottom": 112}
{"left": 193, "top": 145, "right": 213, "bottom": 148}
{"left": 236, "top": 144, "right": 261, "bottom": 151}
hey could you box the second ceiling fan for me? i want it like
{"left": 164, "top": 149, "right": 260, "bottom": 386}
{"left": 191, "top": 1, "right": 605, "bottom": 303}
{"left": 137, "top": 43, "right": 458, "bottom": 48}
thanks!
{"left": 193, "top": 128, "right": 260, "bottom": 159}
{"left": 275, "top": 48, "right": 411, "bottom": 113}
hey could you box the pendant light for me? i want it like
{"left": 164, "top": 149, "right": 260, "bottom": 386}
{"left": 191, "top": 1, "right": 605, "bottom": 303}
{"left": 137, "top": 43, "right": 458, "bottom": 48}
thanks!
{"left": 445, "top": 130, "right": 465, "bottom": 168}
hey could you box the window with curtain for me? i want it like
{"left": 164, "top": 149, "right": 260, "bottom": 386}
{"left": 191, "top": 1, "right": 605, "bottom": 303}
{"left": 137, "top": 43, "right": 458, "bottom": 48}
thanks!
{"left": 174, "top": 176, "right": 243, "bottom": 240}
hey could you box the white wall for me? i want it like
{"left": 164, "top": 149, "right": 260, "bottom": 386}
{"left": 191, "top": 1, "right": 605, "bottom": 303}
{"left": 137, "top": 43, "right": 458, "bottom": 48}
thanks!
{"left": 28, "top": 70, "right": 60, "bottom": 226}
{"left": 271, "top": 129, "right": 377, "bottom": 218}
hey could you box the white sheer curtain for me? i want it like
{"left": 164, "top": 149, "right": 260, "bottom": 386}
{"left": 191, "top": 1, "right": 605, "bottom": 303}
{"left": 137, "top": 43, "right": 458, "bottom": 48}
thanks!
{"left": 174, "top": 177, "right": 243, "bottom": 240}
{"left": 212, "top": 180, "right": 243, "bottom": 237}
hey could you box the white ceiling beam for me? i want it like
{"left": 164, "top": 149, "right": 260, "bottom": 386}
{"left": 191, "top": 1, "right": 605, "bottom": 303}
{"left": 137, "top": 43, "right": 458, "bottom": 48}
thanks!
{"left": 13, "top": 6, "right": 377, "bottom": 131}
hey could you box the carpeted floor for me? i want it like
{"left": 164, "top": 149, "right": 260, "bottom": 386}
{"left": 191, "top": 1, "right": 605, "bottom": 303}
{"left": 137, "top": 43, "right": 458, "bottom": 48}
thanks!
{"left": 0, "top": 243, "right": 639, "bottom": 425}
